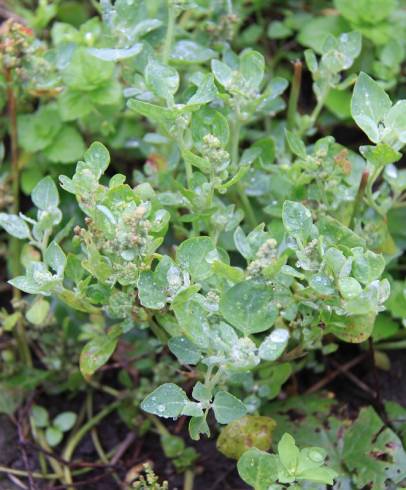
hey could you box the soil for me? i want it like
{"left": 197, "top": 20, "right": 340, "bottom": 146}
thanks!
{"left": 0, "top": 347, "right": 405, "bottom": 490}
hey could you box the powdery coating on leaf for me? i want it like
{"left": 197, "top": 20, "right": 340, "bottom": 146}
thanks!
{"left": 141, "top": 383, "right": 187, "bottom": 419}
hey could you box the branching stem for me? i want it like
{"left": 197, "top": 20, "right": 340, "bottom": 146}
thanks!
{"left": 287, "top": 60, "right": 302, "bottom": 130}
{"left": 4, "top": 66, "right": 32, "bottom": 367}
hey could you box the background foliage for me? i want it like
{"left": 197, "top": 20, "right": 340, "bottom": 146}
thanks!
{"left": 1, "top": 0, "right": 406, "bottom": 489}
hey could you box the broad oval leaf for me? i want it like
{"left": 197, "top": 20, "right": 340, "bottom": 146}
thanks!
{"left": 32, "top": 177, "right": 59, "bottom": 210}
{"left": 168, "top": 337, "right": 201, "bottom": 365}
{"left": 212, "top": 391, "right": 247, "bottom": 424}
{"left": 0, "top": 213, "right": 30, "bottom": 239}
{"left": 80, "top": 335, "right": 118, "bottom": 378}
{"left": 237, "top": 448, "right": 279, "bottom": 490}
{"left": 141, "top": 383, "right": 188, "bottom": 418}
{"left": 282, "top": 200, "right": 313, "bottom": 242}
{"left": 220, "top": 280, "right": 276, "bottom": 335}
{"left": 351, "top": 72, "right": 391, "bottom": 143}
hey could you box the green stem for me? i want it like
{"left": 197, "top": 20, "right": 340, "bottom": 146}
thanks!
{"left": 229, "top": 118, "right": 258, "bottom": 228}
{"left": 183, "top": 469, "right": 195, "bottom": 490}
{"left": 230, "top": 118, "right": 241, "bottom": 169}
{"left": 148, "top": 414, "right": 170, "bottom": 436}
{"left": 0, "top": 466, "right": 56, "bottom": 480}
{"left": 309, "top": 85, "right": 330, "bottom": 128}
{"left": 35, "top": 430, "right": 65, "bottom": 479}
{"left": 149, "top": 316, "right": 169, "bottom": 343}
{"left": 287, "top": 60, "right": 302, "bottom": 131}
{"left": 5, "top": 66, "right": 32, "bottom": 367}
{"left": 86, "top": 392, "right": 122, "bottom": 487}
{"left": 375, "top": 340, "right": 406, "bottom": 350}
{"left": 349, "top": 170, "right": 369, "bottom": 229}
{"left": 62, "top": 400, "right": 120, "bottom": 488}
{"left": 237, "top": 188, "right": 258, "bottom": 228}
{"left": 226, "top": 0, "right": 233, "bottom": 15}
{"left": 162, "top": 0, "right": 176, "bottom": 64}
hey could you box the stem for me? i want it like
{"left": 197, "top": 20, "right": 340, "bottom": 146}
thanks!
{"left": 162, "top": 0, "right": 176, "bottom": 64}
{"left": 148, "top": 414, "right": 170, "bottom": 436}
{"left": 230, "top": 119, "right": 241, "bottom": 169}
{"left": 0, "top": 466, "right": 57, "bottom": 480}
{"left": 4, "top": 66, "right": 32, "bottom": 367}
{"left": 237, "top": 189, "right": 257, "bottom": 228}
{"left": 86, "top": 392, "right": 121, "bottom": 487}
{"left": 184, "top": 157, "right": 193, "bottom": 190}
{"left": 35, "top": 430, "right": 65, "bottom": 479}
{"left": 304, "top": 83, "right": 330, "bottom": 134}
{"left": 287, "top": 60, "right": 302, "bottom": 130}
{"left": 375, "top": 340, "right": 406, "bottom": 350}
{"left": 62, "top": 400, "right": 120, "bottom": 488}
{"left": 230, "top": 118, "right": 258, "bottom": 228}
{"left": 226, "top": 0, "right": 233, "bottom": 15}
{"left": 183, "top": 469, "right": 195, "bottom": 490}
{"left": 349, "top": 170, "right": 369, "bottom": 229}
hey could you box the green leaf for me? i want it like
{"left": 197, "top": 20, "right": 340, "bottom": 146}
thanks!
{"left": 343, "top": 407, "right": 406, "bottom": 489}
{"left": 278, "top": 433, "right": 299, "bottom": 474}
{"left": 285, "top": 130, "right": 307, "bottom": 159}
{"left": 62, "top": 48, "right": 114, "bottom": 90}
{"left": 31, "top": 405, "right": 49, "bottom": 428}
{"left": 43, "top": 126, "right": 85, "bottom": 163}
{"left": 329, "top": 312, "right": 376, "bottom": 343}
{"left": 181, "top": 401, "right": 204, "bottom": 417}
{"left": 53, "top": 412, "right": 77, "bottom": 432}
{"left": 318, "top": 215, "right": 366, "bottom": 248}
{"left": 309, "top": 274, "right": 335, "bottom": 296}
{"left": 258, "top": 329, "right": 289, "bottom": 361}
{"left": 8, "top": 276, "right": 42, "bottom": 294}
{"left": 161, "top": 434, "right": 185, "bottom": 458}
{"left": 188, "top": 74, "right": 218, "bottom": 105}
{"left": 217, "top": 415, "right": 276, "bottom": 460}
{"left": 360, "top": 143, "right": 401, "bottom": 167}
{"left": 352, "top": 249, "right": 385, "bottom": 285}
{"left": 87, "top": 43, "right": 143, "bottom": 61}
{"left": 191, "top": 107, "right": 229, "bottom": 147}
{"left": 237, "top": 448, "right": 279, "bottom": 490}
{"left": 211, "top": 59, "right": 234, "bottom": 89}
{"left": 282, "top": 201, "right": 312, "bottom": 242}
{"left": 182, "top": 150, "right": 211, "bottom": 174}
{"left": 268, "top": 21, "right": 293, "bottom": 39}
{"left": 240, "top": 49, "right": 265, "bottom": 91}
{"left": 44, "top": 241, "right": 66, "bottom": 275}
{"left": 233, "top": 226, "right": 252, "bottom": 260}
{"left": 58, "top": 89, "right": 93, "bottom": 121}
{"left": 141, "top": 383, "right": 188, "bottom": 418}
{"left": 384, "top": 100, "right": 406, "bottom": 144}
{"left": 189, "top": 416, "right": 210, "bottom": 441}
{"left": 17, "top": 105, "right": 62, "bottom": 153}
{"left": 46, "top": 426, "right": 63, "bottom": 447}
{"left": 192, "top": 382, "right": 212, "bottom": 403}
{"left": 80, "top": 335, "right": 118, "bottom": 378}
{"left": 83, "top": 141, "right": 110, "bottom": 179}
{"left": 220, "top": 280, "right": 276, "bottom": 335}
{"left": 298, "top": 15, "right": 345, "bottom": 54}
{"left": 0, "top": 213, "right": 30, "bottom": 239}
{"left": 32, "top": 176, "right": 59, "bottom": 210}
{"left": 212, "top": 391, "right": 247, "bottom": 424}
{"left": 176, "top": 236, "right": 216, "bottom": 281}
{"left": 351, "top": 72, "right": 392, "bottom": 143}
{"left": 338, "top": 277, "right": 362, "bottom": 299}
{"left": 168, "top": 337, "right": 201, "bottom": 365}
{"left": 26, "top": 298, "right": 50, "bottom": 326}
{"left": 171, "top": 40, "right": 216, "bottom": 64}
{"left": 145, "top": 58, "right": 179, "bottom": 103}
{"left": 173, "top": 294, "right": 211, "bottom": 348}
{"left": 335, "top": 0, "right": 397, "bottom": 24}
